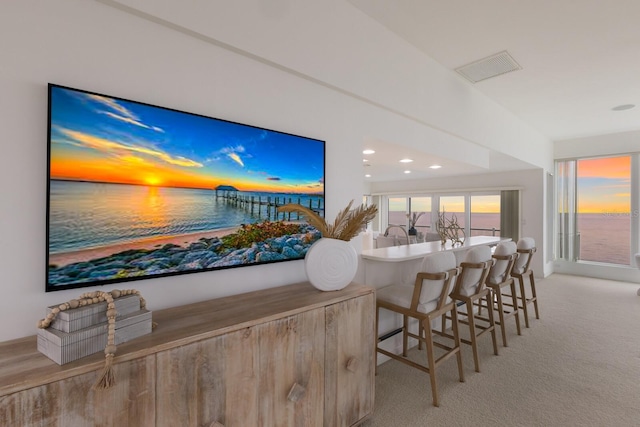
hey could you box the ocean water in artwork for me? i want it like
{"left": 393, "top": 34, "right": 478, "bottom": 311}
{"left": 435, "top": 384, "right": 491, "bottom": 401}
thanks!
{"left": 49, "top": 180, "right": 323, "bottom": 254}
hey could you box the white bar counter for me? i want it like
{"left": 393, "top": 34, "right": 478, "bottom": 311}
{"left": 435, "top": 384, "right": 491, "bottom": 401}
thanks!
{"left": 361, "top": 236, "right": 508, "bottom": 288}
{"left": 361, "top": 235, "right": 505, "bottom": 263}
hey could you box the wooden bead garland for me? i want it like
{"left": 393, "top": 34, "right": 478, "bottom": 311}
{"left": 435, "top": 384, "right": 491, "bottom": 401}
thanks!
{"left": 37, "top": 289, "right": 150, "bottom": 390}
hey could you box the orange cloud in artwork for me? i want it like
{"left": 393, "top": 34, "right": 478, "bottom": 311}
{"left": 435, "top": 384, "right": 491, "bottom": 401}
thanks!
{"left": 60, "top": 128, "right": 203, "bottom": 168}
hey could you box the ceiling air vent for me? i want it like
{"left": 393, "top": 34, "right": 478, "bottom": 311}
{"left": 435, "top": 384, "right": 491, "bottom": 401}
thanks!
{"left": 455, "top": 51, "right": 522, "bottom": 83}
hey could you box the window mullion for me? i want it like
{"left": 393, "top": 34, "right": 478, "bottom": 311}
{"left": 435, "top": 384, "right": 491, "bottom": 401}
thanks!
{"left": 631, "top": 154, "right": 639, "bottom": 265}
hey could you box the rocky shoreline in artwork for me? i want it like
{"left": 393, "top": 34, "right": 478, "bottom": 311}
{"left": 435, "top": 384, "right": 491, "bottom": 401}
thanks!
{"left": 48, "top": 225, "right": 321, "bottom": 286}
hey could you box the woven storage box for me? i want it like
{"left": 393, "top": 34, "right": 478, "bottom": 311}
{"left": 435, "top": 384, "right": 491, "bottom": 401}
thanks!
{"left": 37, "top": 309, "right": 152, "bottom": 365}
{"left": 47, "top": 294, "right": 141, "bottom": 333}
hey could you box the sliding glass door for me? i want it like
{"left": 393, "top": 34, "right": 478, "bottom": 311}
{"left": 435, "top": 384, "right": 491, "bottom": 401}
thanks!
{"left": 381, "top": 192, "right": 507, "bottom": 240}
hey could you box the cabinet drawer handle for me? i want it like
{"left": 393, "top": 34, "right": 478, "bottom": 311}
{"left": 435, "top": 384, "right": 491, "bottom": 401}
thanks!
{"left": 287, "top": 382, "right": 306, "bottom": 402}
{"left": 346, "top": 357, "right": 359, "bottom": 373}
{"left": 209, "top": 422, "right": 225, "bottom": 427}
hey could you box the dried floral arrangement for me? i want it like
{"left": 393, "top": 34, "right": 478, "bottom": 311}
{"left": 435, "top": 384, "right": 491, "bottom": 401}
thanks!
{"left": 436, "top": 209, "right": 466, "bottom": 246}
{"left": 37, "top": 288, "right": 152, "bottom": 389}
{"left": 278, "top": 200, "right": 378, "bottom": 242}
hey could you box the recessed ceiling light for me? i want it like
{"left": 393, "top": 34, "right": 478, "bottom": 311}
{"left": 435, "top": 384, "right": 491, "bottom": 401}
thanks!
{"left": 612, "top": 104, "right": 635, "bottom": 111}
{"left": 429, "top": 164, "right": 442, "bottom": 169}
{"left": 365, "top": 174, "right": 371, "bottom": 178}
{"left": 363, "top": 159, "right": 368, "bottom": 162}
{"left": 363, "top": 149, "right": 375, "bottom": 155}
{"left": 404, "top": 170, "right": 411, "bottom": 174}
{"left": 399, "top": 158, "right": 413, "bottom": 163}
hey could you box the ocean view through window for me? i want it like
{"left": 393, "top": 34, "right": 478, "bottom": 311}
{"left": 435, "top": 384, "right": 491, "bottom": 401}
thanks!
{"left": 557, "top": 155, "right": 633, "bottom": 266}
{"left": 384, "top": 193, "right": 501, "bottom": 240}
{"left": 576, "top": 156, "right": 631, "bottom": 265}
{"left": 471, "top": 195, "right": 500, "bottom": 237}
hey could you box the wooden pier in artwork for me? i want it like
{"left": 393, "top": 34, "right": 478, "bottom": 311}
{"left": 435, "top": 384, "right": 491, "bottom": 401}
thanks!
{"left": 214, "top": 185, "right": 323, "bottom": 222}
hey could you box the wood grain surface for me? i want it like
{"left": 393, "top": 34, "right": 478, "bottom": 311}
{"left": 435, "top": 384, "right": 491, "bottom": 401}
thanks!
{"left": 0, "top": 281, "right": 375, "bottom": 426}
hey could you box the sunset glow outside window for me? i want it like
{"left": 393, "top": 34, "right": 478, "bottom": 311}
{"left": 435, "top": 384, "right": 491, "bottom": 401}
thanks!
{"left": 470, "top": 195, "right": 500, "bottom": 237}
{"left": 576, "top": 156, "right": 630, "bottom": 265}
{"left": 387, "top": 197, "right": 408, "bottom": 233}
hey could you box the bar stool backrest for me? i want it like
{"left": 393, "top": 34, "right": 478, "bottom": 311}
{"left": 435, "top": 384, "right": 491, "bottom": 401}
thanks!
{"left": 513, "top": 237, "right": 536, "bottom": 275}
{"left": 488, "top": 241, "right": 517, "bottom": 285}
{"left": 417, "top": 251, "right": 457, "bottom": 306}
{"left": 455, "top": 245, "right": 493, "bottom": 297}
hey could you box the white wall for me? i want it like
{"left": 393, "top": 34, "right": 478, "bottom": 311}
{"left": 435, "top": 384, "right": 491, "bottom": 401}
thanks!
{"left": 555, "top": 129, "right": 640, "bottom": 159}
{"left": 0, "top": 0, "right": 552, "bottom": 341}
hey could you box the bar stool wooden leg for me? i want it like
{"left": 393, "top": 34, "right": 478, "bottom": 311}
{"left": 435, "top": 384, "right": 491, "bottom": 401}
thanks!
{"left": 424, "top": 319, "right": 439, "bottom": 407}
{"left": 402, "top": 314, "right": 409, "bottom": 356}
{"left": 466, "top": 300, "right": 481, "bottom": 373}
{"left": 486, "top": 293, "right": 499, "bottom": 356}
{"left": 510, "top": 281, "right": 522, "bottom": 336}
{"left": 530, "top": 273, "right": 540, "bottom": 319}
{"left": 451, "top": 308, "right": 465, "bottom": 384}
{"left": 494, "top": 289, "right": 508, "bottom": 347}
{"left": 518, "top": 276, "right": 531, "bottom": 328}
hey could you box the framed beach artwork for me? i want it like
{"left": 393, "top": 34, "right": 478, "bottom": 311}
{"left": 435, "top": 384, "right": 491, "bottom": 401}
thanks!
{"left": 46, "top": 84, "right": 325, "bottom": 292}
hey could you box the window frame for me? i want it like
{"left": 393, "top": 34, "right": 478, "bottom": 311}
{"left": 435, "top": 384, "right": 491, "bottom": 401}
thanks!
{"left": 379, "top": 191, "right": 504, "bottom": 239}
{"left": 554, "top": 153, "right": 640, "bottom": 268}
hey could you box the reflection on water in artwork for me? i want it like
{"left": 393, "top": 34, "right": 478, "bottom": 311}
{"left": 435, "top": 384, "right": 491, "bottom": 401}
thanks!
{"left": 49, "top": 180, "right": 324, "bottom": 254}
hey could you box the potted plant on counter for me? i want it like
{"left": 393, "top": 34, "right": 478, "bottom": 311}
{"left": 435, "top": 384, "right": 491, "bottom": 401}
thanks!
{"left": 407, "top": 211, "right": 425, "bottom": 236}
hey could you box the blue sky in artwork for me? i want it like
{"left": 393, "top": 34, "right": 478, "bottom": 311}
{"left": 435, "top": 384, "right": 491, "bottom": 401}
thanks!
{"left": 49, "top": 85, "right": 325, "bottom": 193}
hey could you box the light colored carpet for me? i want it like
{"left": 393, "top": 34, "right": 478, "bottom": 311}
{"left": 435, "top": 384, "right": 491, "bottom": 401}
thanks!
{"left": 364, "top": 273, "right": 640, "bottom": 427}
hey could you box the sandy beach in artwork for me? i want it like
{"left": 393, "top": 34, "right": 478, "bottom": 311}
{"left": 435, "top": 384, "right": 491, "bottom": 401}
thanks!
{"left": 49, "top": 227, "right": 239, "bottom": 267}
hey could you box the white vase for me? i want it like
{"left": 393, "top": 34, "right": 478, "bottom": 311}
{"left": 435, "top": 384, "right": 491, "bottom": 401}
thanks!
{"left": 304, "top": 238, "right": 358, "bottom": 291}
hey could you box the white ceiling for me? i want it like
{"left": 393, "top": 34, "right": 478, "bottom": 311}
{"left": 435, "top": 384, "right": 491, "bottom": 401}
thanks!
{"left": 361, "top": 138, "right": 535, "bottom": 182}
{"left": 350, "top": 0, "right": 640, "bottom": 182}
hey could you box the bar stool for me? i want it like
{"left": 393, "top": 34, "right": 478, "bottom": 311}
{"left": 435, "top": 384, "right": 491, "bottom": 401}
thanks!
{"left": 483, "top": 241, "right": 521, "bottom": 347}
{"left": 375, "top": 251, "right": 464, "bottom": 407}
{"left": 511, "top": 237, "right": 539, "bottom": 328}
{"left": 449, "top": 245, "right": 498, "bottom": 373}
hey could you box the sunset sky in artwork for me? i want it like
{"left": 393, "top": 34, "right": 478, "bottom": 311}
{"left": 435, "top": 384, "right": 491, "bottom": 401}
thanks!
{"left": 577, "top": 156, "right": 630, "bottom": 213}
{"left": 49, "top": 86, "right": 325, "bottom": 194}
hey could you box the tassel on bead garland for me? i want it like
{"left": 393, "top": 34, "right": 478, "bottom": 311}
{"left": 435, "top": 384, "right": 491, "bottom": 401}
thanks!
{"left": 94, "top": 352, "right": 116, "bottom": 389}
{"left": 37, "top": 289, "right": 150, "bottom": 390}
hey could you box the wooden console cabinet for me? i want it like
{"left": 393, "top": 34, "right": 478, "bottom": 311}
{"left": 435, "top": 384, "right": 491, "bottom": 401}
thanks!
{"left": 0, "top": 282, "right": 375, "bottom": 426}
